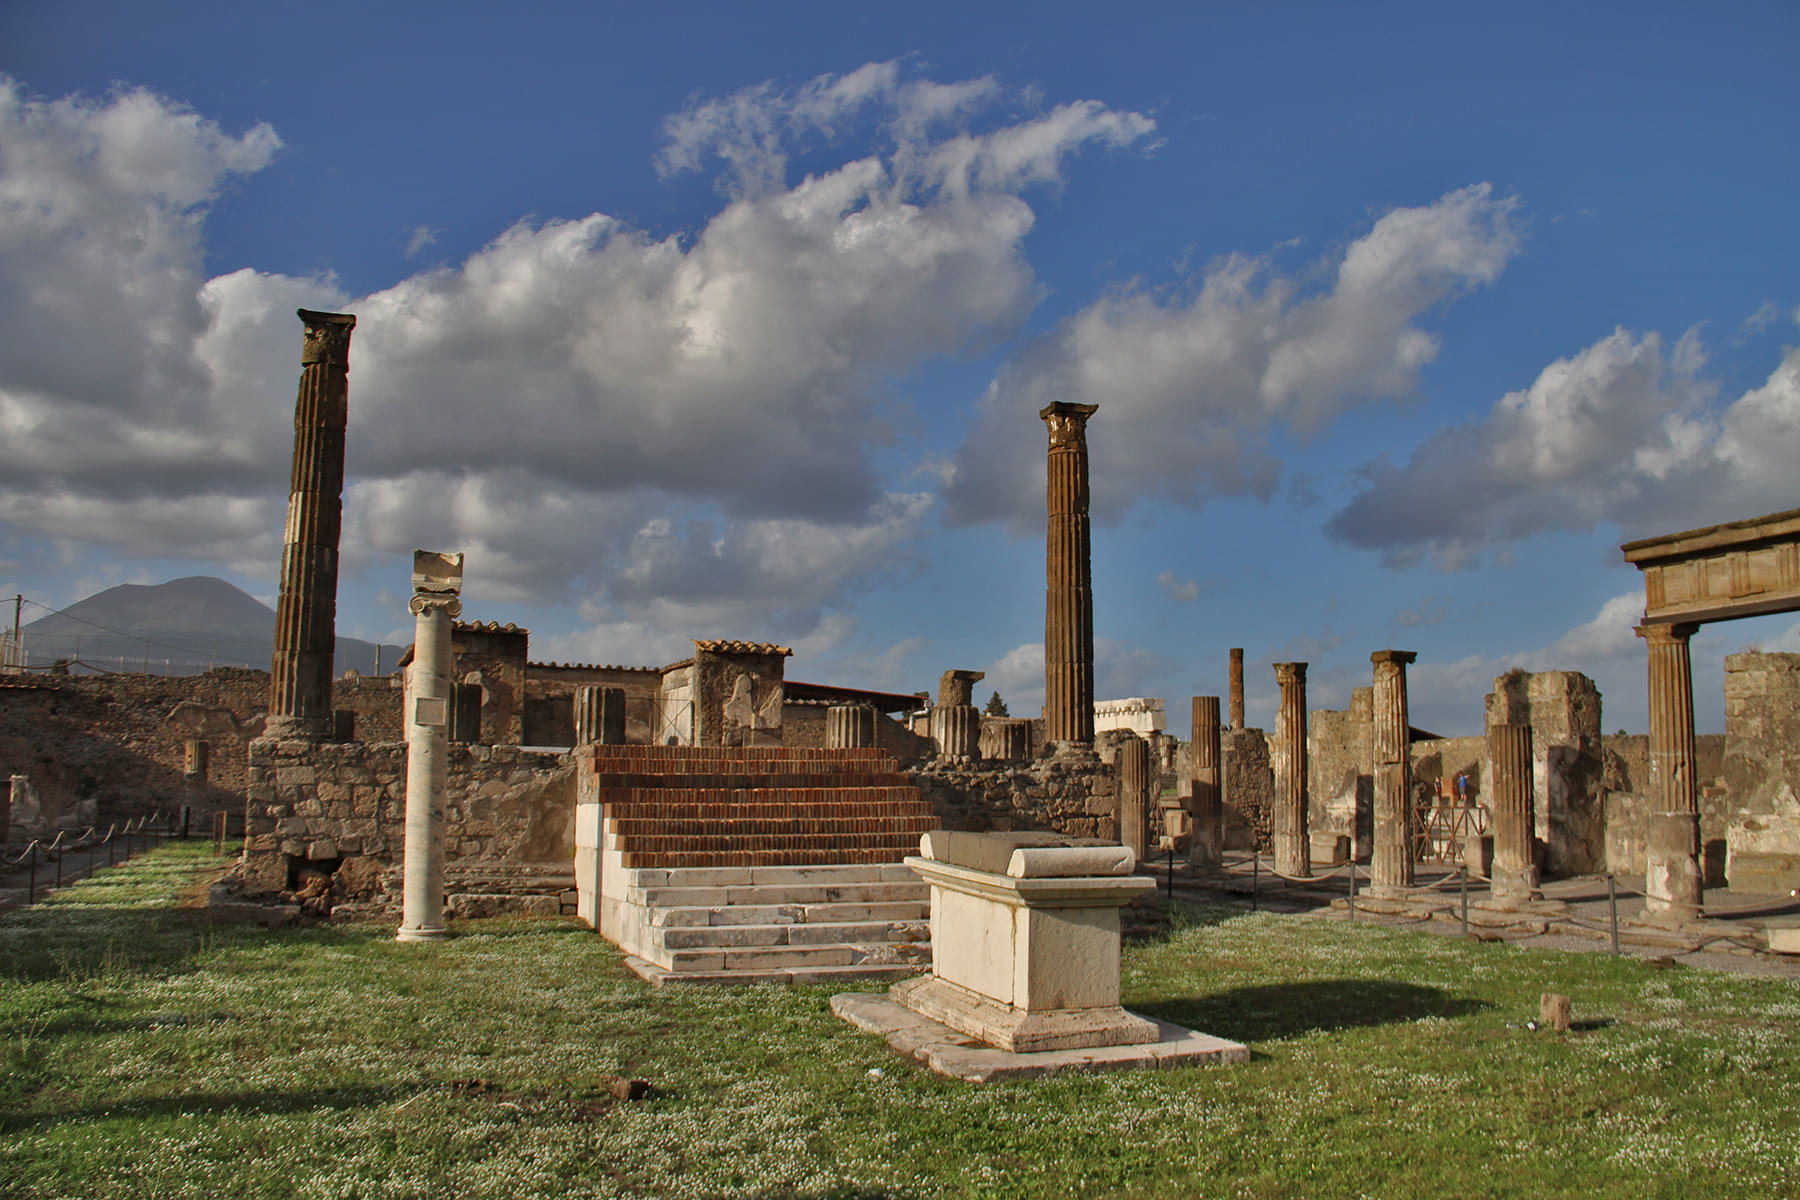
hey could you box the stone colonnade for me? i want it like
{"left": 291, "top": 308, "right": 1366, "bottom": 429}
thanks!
{"left": 1041, "top": 402, "right": 1098, "bottom": 749}
{"left": 268, "top": 309, "right": 356, "bottom": 741}
{"left": 1369, "top": 650, "right": 1416, "bottom": 896}
{"left": 1639, "top": 621, "right": 1702, "bottom": 920}
{"left": 1488, "top": 722, "right": 1540, "bottom": 903}
{"left": 1273, "top": 662, "right": 1309, "bottom": 877}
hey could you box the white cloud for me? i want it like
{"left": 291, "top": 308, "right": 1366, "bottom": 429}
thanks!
{"left": 1157, "top": 569, "right": 1201, "bottom": 602}
{"left": 0, "top": 68, "right": 1157, "bottom": 664}
{"left": 403, "top": 225, "right": 438, "bottom": 257}
{"left": 984, "top": 641, "right": 1045, "bottom": 718}
{"left": 1328, "top": 329, "right": 1800, "bottom": 566}
{"left": 943, "top": 183, "right": 1522, "bottom": 530}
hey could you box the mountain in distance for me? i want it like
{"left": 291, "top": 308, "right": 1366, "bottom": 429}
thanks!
{"left": 15, "top": 576, "right": 403, "bottom": 677}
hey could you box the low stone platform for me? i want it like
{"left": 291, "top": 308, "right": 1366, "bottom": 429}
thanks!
{"left": 831, "top": 991, "right": 1249, "bottom": 1083}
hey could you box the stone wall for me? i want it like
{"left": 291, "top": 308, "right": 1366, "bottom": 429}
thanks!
{"left": 1486, "top": 670, "right": 1606, "bottom": 876}
{"left": 910, "top": 756, "right": 1118, "bottom": 840}
{"left": 1309, "top": 688, "right": 1372, "bottom": 849}
{"left": 237, "top": 738, "right": 573, "bottom": 905}
{"left": 1719, "top": 653, "right": 1800, "bottom": 889}
{"left": 522, "top": 664, "right": 662, "bottom": 747}
{"left": 1221, "top": 727, "right": 1273, "bottom": 850}
{"left": 0, "top": 669, "right": 401, "bottom": 836}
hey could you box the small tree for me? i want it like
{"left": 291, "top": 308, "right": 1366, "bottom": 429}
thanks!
{"left": 984, "top": 691, "right": 1009, "bottom": 717}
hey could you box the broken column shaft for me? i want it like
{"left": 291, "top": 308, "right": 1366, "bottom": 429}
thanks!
{"left": 1118, "top": 733, "right": 1151, "bottom": 860}
{"left": 1189, "top": 695, "right": 1222, "bottom": 867}
{"left": 1273, "top": 662, "right": 1310, "bottom": 877}
{"left": 1041, "top": 402, "right": 1099, "bottom": 749}
{"left": 1228, "top": 648, "right": 1245, "bottom": 731}
{"left": 1488, "top": 722, "right": 1540, "bottom": 903}
{"left": 1639, "top": 621, "right": 1702, "bottom": 920}
{"left": 268, "top": 309, "right": 356, "bottom": 741}
{"left": 1369, "top": 649, "right": 1417, "bottom": 895}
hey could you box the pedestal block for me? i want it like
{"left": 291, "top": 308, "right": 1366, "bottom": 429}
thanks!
{"left": 892, "top": 831, "right": 1155, "bottom": 1053}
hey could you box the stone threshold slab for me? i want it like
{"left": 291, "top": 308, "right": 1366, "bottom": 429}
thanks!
{"left": 830, "top": 991, "right": 1249, "bottom": 1083}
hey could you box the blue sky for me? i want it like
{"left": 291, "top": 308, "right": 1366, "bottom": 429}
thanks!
{"left": 3, "top": 1, "right": 1797, "bottom": 735}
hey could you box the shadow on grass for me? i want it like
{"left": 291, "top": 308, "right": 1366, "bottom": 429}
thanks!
{"left": 0, "top": 1081, "right": 411, "bottom": 1133}
{"left": 0, "top": 905, "right": 279, "bottom": 984}
{"left": 1134, "top": 978, "right": 1490, "bottom": 1043}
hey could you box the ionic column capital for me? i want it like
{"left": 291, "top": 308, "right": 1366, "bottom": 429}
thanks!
{"left": 409, "top": 594, "right": 463, "bottom": 618}
{"left": 1371, "top": 649, "right": 1417, "bottom": 669}
{"left": 1274, "top": 661, "right": 1307, "bottom": 686}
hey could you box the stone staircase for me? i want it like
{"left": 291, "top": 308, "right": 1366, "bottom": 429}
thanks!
{"left": 572, "top": 745, "right": 937, "bottom": 985}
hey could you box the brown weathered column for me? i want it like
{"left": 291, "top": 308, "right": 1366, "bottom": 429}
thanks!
{"left": 1042, "top": 402, "right": 1099, "bottom": 749}
{"left": 1228, "top": 648, "right": 1245, "bottom": 731}
{"left": 1273, "top": 662, "right": 1310, "bottom": 877}
{"left": 1369, "top": 650, "right": 1417, "bottom": 896}
{"left": 268, "top": 309, "right": 356, "bottom": 741}
{"left": 1488, "top": 722, "right": 1540, "bottom": 903}
{"left": 1119, "top": 733, "right": 1151, "bottom": 860}
{"left": 1189, "top": 696, "right": 1222, "bottom": 867}
{"left": 1639, "top": 621, "right": 1702, "bottom": 920}
{"left": 573, "top": 687, "right": 603, "bottom": 746}
{"left": 979, "top": 718, "right": 1032, "bottom": 761}
{"left": 826, "top": 704, "right": 876, "bottom": 749}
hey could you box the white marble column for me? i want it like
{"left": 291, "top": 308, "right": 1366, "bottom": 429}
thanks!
{"left": 398, "top": 551, "right": 463, "bottom": 943}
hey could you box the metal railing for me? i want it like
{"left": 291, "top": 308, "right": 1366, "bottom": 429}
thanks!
{"left": 2, "top": 810, "right": 185, "bottom": 909}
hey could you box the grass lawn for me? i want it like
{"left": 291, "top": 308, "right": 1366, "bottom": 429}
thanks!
{"left": 1, "top": 842, "right": 1796, "bottom": 1199}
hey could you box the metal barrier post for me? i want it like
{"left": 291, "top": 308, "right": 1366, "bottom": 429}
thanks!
{"left": 1608, "top": 874, "right": 1620, "bottom": 955}
{"left": 54, "top": 840, "right": 62, "bottom": 890}
{"left": 1348, "top": 860, "right": 1357, "bottom": 924}
{"left": 1251, "top": 854, "right": 1259, "bottom": 912}
{"left": 182, "top": 806, "right": 190, "bottom": 839}
{"left": 1165, "top": 842, "right": 1173, "bottom": 903}
{"left": 27, "top": 841, "right": 37, "bottom": 905}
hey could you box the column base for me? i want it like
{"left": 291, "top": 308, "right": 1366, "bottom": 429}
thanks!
{"left": 1644, "top": 810, "right": 1702, "bottom": 923}
{"left": 395, "top": 925, "right": 450, "bottom": 943}
{"left": 1362, "top": 883, "right": 1413, "bottom": 901}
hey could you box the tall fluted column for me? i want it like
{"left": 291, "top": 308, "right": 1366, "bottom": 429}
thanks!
{"left": 1119, "top": 733, "right": 1151, "bottom": 860}
{"left": 1228, "top": 649, "right": 1245, "bottom": 731}
{"left": 1190, "top": 695, "right": 1222, "bottom": 867}
{"left": 1369, "top": 650, "right": 1417, "bottom": 896}
{"left": 1042, "top": 402, "right": 1099, "bottom": 749}
{"left": 1488, "top": 723, "right": 1540, "bottom": 903}
{"left": 268, "top": 309, "right": 356, "bottom": 741}
{"left": 1273, "top": 662, "right": 1310, "bottom": 877}
{"left": 398, "top": 552, "right": 462, "bottom": 943}
{"left": 1639, "top": 621, "right": 1702, "bottom": 921}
